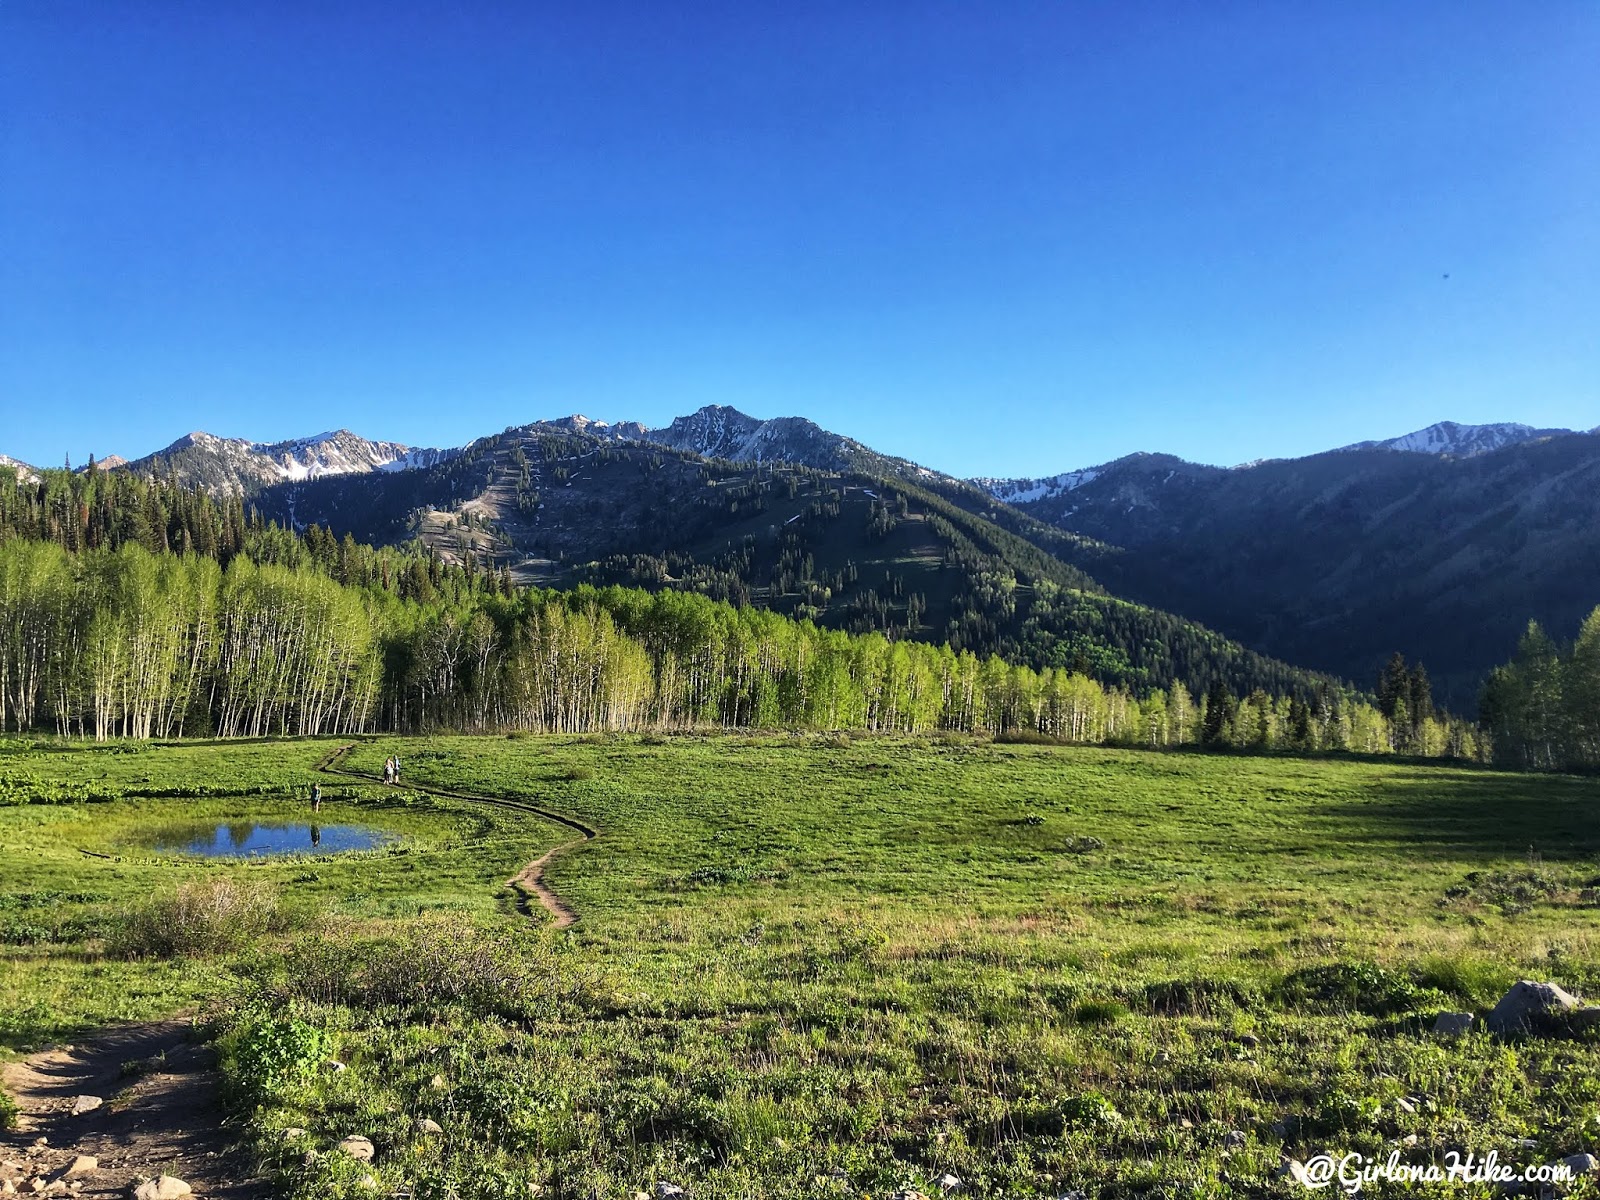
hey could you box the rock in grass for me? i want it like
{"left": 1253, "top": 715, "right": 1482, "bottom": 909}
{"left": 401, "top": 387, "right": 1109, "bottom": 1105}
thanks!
{"left": 69, "top": 1097, "right": 102, "bottom": 1117}
{"left": 1273, "top": 1161, "right": 1311, "bottom": 1186}
{"left": 1432, "top": 1011, "right": 1474, "bottom": 1037}
{"left": 1223, "top": 1130, "right": 1246, "bottom": 1149}
{"left": 413, "top": 1118, "right": 443, "bottom": 1135}
{"left": 1487, "top": 981, "right": 1582, "bottom": 1035}
{"left": 132, "top": 1177, "right": 191, "bottom": 1200}
{"left": 937, "top": 1174, "right": 962, "bottom": 1192}
{"left": 654, "top": 1185, "right": 685, "bottom": 1200}
{"left": 280, "top": 1128, "right": 307, "bottom": 1142}
{"left": 1565, "top": 1153, "right": 1600, "bottom": 1176}
{"left": 336, "top": 1136, "right": 375, "bottom": 1162}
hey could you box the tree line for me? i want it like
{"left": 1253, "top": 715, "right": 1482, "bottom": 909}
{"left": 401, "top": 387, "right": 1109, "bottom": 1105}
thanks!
{"left": 0, "top": 533, "right": 1480, "bottom": 757}
{"left": 1479, "top": 611, "right": 1600, "bottom": 770}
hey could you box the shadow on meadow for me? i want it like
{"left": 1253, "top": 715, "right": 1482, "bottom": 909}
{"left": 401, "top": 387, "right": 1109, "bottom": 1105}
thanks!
{"left": 1305, "top": 768, "right": 1600, "bottom": 861}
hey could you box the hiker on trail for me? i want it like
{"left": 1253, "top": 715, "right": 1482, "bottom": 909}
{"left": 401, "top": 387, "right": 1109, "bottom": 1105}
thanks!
{"left": 382, "top": 757, "right": 394, "bottom": 785}
{"left": 311, "top": 783, "right": 322, "bottom": 813}
{"left": 393, "top": 755, "right": 401, "bottom": 783}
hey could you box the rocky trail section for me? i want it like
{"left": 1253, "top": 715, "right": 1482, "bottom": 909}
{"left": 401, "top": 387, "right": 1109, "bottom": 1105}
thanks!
{"left": 315, "top": 743, "right": 596, "bottom": 929}
{"left": 1, "top": 1021, "right": 261, "bottom": 1200}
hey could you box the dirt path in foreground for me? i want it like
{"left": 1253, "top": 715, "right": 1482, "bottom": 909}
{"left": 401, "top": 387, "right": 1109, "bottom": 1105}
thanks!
{"left": 1, "top": 1019, "right": 263, "bottom": 1199}
{"left": 316, "top": 743, "right": 596, "bottom": 929}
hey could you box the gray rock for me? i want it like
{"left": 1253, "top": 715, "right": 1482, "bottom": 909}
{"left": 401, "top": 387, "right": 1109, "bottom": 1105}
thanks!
{"left": 1223, "top": 1130, "right": 1247, "bottom": 1149}
{"left": 1274, "top": 1161, "right": 1312, "bottom": 1186}
{"left": 280, "top": 1128, "right": 307, "bottom": 1142}
{"left": 414, "top": 1118, "right": 443, "bottom": 1135}
{"left": 132, "top": 1177, "right": 192, "bottom": 1200}
{"left": 68, "top": 1096, "right": 102, "bottom": 1117}
{"left": 654, "top": 1185, "right": 685, "bottom": 1200}
{"left": 324, "top": 1060, "right": 348, "bottom": 1074}
{"left": 1564, "top": 1153, "right": 1599, "bottom": 1176}
{"left": 1433, "top": 1011, "right": 1475, "bottom": 1037}
{"left": 336, "top": 1136, "right": 375, "bottom": 1162}
{"left": 1486, "top": 981, "right": 1580, "bottom": 1035}
{"left": 937, "top": 1175, "right": 962, "bottom": 1192}
{"left": 1572, "top": 1006, "right": 1600, "bottom": 1032}
{"left": 57, "top": 1160, "right": 95, "bottom": 1182}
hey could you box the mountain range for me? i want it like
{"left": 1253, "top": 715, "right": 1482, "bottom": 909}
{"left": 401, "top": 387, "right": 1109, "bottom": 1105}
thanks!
{"left": 3, "top": 411, "right": 1594, "bottom": 705}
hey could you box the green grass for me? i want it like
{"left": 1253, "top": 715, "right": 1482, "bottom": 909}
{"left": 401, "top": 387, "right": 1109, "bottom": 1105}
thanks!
{"left": 4, "top": 734, "right": 1600, "bottom": 1199}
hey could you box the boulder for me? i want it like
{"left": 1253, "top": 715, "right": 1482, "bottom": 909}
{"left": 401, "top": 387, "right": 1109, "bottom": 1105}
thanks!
{"left": 1487, "top": 981, "right": 1581, "bottom": 1035}
{"left": 1564, "top": 1153, "right": 1599, "bottom": 1176}
{"left": 414, "top": 1118, "right": 443, "bottom": 1135}
{"left": 336, "top": 1137, "right": 375, "bottom": 1162}
{"left": 1432, "top": 1012, "right": 1475, "bottom": 1037}
{"left": 1273, "top": 1161, "right": 1312, "bottom": 1186}
{"left": 57, "top": 1160, "right": 95, "bottom": 1182}
{"left": 68, "top": 1097, "right": 102, "bottom": 1117}
{"left": 1223, "top": 1130, "right": 1246, "bottom": 1150}
{"left": 280, "top": 1128, "right": 307, "bottom": 1142}
{"left": 937, "top": 1174, "right": 962, "bottom": 1192}
{"left": 654, "top": 1186, "right": 685, "bottom": 1200}
{"left": 132, "top": 1177, "right": 191, "bottom": 1200}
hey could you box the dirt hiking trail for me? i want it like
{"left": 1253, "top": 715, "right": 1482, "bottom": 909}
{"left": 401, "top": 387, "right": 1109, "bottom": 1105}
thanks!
{"left": 316, "top": 742, "right": 596, "bottom": 928}
{"left": 1, "top": 1019, "right": 263, "bottom": 1199}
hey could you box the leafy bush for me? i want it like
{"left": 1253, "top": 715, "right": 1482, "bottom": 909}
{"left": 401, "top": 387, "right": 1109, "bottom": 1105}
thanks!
{"left": 109, "top": 877, "right": 291, "bottom": 958}
{"left": 268, "top": 916, "right": 581, "bottom": 1020}
{"left": 1060, "top": 1091, "right": 1122, "bottom": 1128}
{"left": 1443, "top": 868, "right": 1565, "bottom": 916}
{"left": 220, "top": 1014, "right": 330, "bottom": 1103}
{"left": 0, "top": 1087, "right": 18, "bottom": 1131}
{"left": 1279, "top": 961, "right": 1446, "bottom": 1016}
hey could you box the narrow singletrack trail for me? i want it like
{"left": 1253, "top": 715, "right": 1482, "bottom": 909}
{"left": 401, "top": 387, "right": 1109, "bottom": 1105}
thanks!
{"left": 1, "top": 1019, "right": 265, "bottom": 1199}
{"left": 315, "top": 743, "right": 596, "bottom": 929}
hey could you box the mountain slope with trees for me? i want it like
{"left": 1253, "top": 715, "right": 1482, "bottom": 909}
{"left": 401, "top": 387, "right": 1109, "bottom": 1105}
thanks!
{"left": 978, "top": 429, "right": 1600, "bottom": 705}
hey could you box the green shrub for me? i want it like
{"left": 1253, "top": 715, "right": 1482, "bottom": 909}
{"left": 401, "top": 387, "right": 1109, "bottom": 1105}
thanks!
{"left": 220, "top": 1014, "right": 330, "bottom": 1104}
{"left": 1279, "top": 961, "right": 1445, "bottom": 1016}
{"left": 268, "top": 915, "right": 580, "bottom": 1020}
{"left": 0, "top": 1087, "right": 19, "bottom": 1131}
{"left": 109, "top": 877, "right": 291, "bottom": 958}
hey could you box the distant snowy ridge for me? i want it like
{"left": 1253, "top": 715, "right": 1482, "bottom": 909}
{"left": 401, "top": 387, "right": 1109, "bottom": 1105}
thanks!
{"left": 971, "top": 468, "right": 1102, "bottom": 505}
{"left": 1337, "top": 420, "right": 1573, "bottom": 458}
{"left": 119, "top": 429, "right": 461, "bottom": 494}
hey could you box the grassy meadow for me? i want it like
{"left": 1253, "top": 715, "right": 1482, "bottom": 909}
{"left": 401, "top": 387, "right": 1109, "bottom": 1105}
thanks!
{"left": 3, "top": 733, "right": 1599, "bottom": 1199}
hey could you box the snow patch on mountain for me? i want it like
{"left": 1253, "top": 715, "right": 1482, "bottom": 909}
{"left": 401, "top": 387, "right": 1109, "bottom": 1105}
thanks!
{"left": 973, "top": 468, "right": 1102, "bottom": 504}
{"left": 122, "top": 429, "right": 460, "bottom": 493}
{"left": 1338, "top": 421, "right": 1572, "bottom": 458}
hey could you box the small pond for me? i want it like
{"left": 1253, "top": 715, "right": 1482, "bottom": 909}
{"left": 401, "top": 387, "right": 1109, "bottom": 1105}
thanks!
{"left": 136, "top": 821, "right": 394, "bottom": 858}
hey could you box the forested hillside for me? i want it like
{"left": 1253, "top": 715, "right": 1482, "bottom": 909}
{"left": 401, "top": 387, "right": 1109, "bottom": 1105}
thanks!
{"left": 0, "top": 463, "right": 1477, "bottom": 754}
{"left": 234, "top": 424, "right": 1331, "bottom": 698}
{"left": 986, "top": 430, "right": 1600, "bottom": 705}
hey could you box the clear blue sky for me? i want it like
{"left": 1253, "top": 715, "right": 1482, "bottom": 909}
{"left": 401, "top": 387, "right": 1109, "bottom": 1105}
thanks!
{"left": 2, "top": 2, "right": 1596, "bottom": 477}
